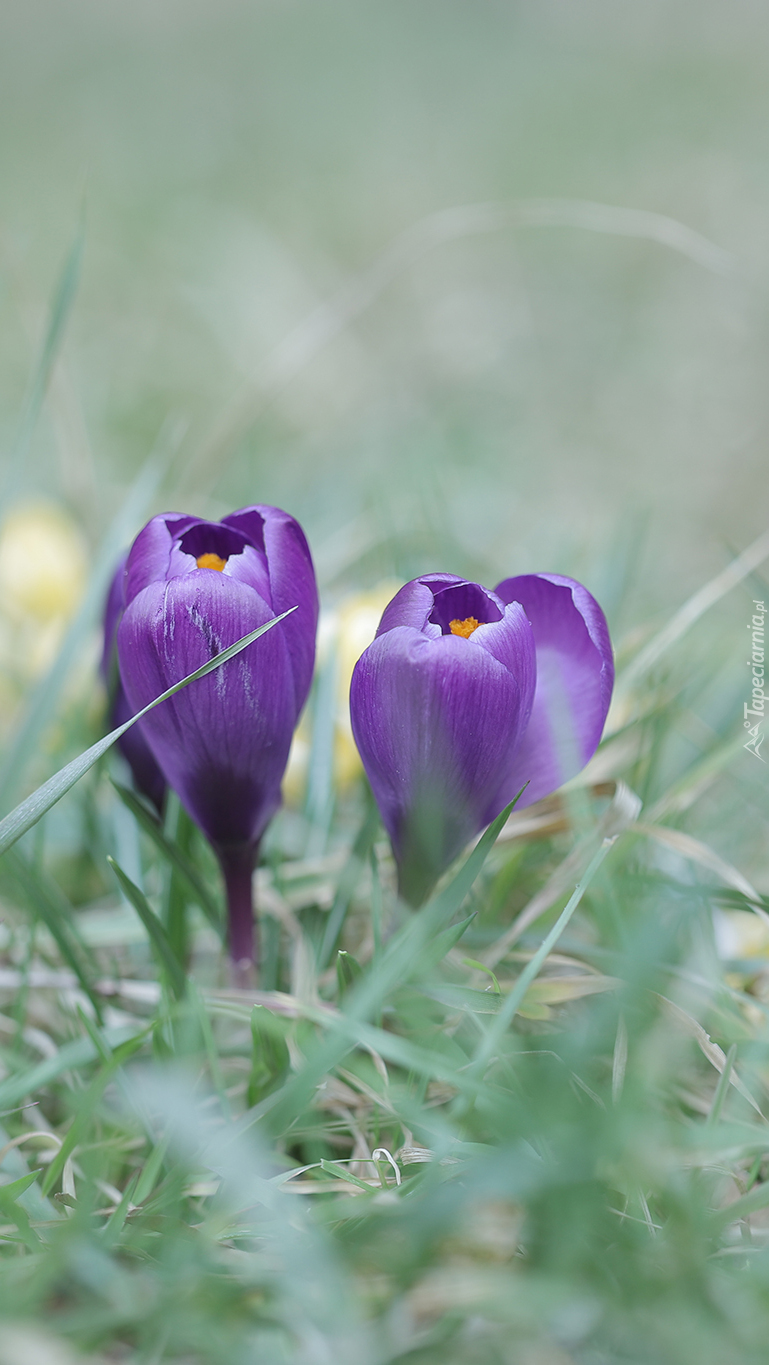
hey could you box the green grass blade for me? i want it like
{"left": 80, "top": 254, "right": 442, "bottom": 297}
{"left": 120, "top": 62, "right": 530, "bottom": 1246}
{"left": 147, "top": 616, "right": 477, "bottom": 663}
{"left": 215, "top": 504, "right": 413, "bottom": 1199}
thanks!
{"left": 0, "top": 1172, "right": 42, "bottom": 1251}
{"left": 0, "top": 608, "right": 295, "bottom": 859}
{"left": 706, "top": 1042, "right": 738, "bottom": 1127}
{"left": 0, "top": 1172, "right": 39, "bottom": 1203}
{"left": 317, "top": 800, "right": 379, "bottom": 969}
{"left": 107, "top": 857, "right": 186, "bottom": 1000}
{"left": 709, "top": 1178, "right": 769, "bottom": 1231}
{"left": 75, "top": 1004, "right": 113, "bottom": 1064}
{"left": 187, "top": 980, "right": 231, "bottom": 1121}
{"left": 100, "top": 1173, "right": 139, "bottom": 1248}
{"left": 162, "top": 793, "right": 191, "bottom": 962}
{"left": 4, "top": 848, "right": 102, "bottom": 1018}
{"left": 420, "top": 911, "right": 476, "bottom": 972}
{"left": 345, "top": 795, "right": 522, "bottom": 1018}
{"left": 336, "top": 949, "right": 363, "bottom": 996}
{"left": 133, "top": 1133, "right": 171, "bottom": 1206}
{"left": 111, "top": 780, "right": 223, "bottom": 935}
{"left": 0, "top": 225, "right": 84, "bottom": 507}
{"left": 471, "top": 836, "right": 618, "bottom": 1071}
{"left": 0, "top": 1027, "right": 140, "bottom": 1112}
{"left": 319, "top": 1159, "right": 374, "bottom": 1192}
{"left": 257, "top": 802, "right": 516, "bottom": 1136}
{"left": 41, "top": 1031, "right": 147, "bottom": 1198}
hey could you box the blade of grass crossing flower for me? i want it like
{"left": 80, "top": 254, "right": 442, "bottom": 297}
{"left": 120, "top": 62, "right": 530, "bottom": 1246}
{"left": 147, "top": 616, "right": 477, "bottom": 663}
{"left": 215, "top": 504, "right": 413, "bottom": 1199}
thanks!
{"left": 471, "top": 837, "right": 618, "bottom": 1073}
{"left": 344, "top": 796, "right": 522, "bottom": 1020}
{"left": 0, "top": 609, "right": 295, "bottom": 859}
{"left": 107, "top": 857, "right": 186, "bottom": 1000}
{"left": 420, "top": 796, "right": 526, "bottom": 931}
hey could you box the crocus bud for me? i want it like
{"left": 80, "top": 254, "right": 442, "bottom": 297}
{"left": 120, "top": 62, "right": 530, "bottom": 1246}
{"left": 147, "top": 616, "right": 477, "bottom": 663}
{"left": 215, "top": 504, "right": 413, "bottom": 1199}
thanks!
{"left": 350, "top": 574, "right": 537, "bottom": 906}
{"left": 101, "top": 556, "right": 167, "bottom": 816}
{"left": 116, "top": 505, "right": 319, "bottom": 978}
{"left": 350, "top": 572, "right": 613, "bottom": 905}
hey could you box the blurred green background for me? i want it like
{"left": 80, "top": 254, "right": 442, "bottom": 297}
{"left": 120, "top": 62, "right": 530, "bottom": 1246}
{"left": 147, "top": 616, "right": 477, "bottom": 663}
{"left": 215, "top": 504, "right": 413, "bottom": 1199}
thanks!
{"left": 2, "top": 11, "right": 769, "bottom": 1362}
{"left": 1, "top": 0, "right": 767, "bottom": 623}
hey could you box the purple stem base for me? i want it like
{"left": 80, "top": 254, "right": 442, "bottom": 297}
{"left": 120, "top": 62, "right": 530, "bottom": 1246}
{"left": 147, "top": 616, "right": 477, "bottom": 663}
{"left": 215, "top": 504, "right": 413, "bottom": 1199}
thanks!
{"left": 218, "top": 843, "right": 258, "bottom": 988}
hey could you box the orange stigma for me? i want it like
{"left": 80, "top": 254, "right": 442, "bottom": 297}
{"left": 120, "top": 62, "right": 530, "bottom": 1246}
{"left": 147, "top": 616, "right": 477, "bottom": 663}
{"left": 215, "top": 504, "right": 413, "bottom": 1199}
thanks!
{"left": 449, "top": 616, "right": 480, "bottom": 639}
{"left": 196, "top": 552, "right": 227, "bottom": 572}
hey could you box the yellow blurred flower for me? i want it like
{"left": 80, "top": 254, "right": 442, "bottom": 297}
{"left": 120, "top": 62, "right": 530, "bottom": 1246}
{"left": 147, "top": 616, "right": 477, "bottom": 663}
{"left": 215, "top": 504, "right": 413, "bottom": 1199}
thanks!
{"left": 713, "top": 908, "right": 769, "bottom": 960}
{"left": 0, "top": 503, "right": 88, "bottom": 680}
{"left": 282, "top": 725, "right": 311, "bottom": 806}
{"left": 283, "top": 581, "right": 401, "bottom": 803}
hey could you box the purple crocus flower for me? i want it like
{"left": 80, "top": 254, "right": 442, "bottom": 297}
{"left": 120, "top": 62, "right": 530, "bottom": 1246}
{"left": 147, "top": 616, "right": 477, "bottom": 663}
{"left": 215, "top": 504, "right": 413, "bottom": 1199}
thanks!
{"left": 101, "top": 556, "right": 167, "bottom": 816}
{"left": 116, "top": 505, "right": 319, "bottom": 978}
{"left": 350, "top": 572, "right": 613, "bottom": 905}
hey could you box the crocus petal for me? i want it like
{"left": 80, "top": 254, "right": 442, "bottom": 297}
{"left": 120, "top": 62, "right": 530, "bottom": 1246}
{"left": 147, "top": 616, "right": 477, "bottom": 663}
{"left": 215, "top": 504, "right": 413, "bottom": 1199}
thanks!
{"left": 102, "top": 555, "right": 167, "bottom": 814}
{"left": 493, "top": 573, "right": 614, "bottom": 808}
{"left": 377, "top": 576, "right": 463, "bottom": 637}
{"left": 222, "top": 543, "right": 272, "bottom": 603}
{"left": 118, "top": 574, "right": 297, "bottom": 850}
{"left": 471, "top": 604, "right": 536, "bottom": 744}
{"left": 225, "top": 505, "right": 319, "bottom": 710}
{"left": 350, "top": 619, "right": 535, "bottom": 903}
{"left": 124, "top": 513, "right": 200, "bottom": 604}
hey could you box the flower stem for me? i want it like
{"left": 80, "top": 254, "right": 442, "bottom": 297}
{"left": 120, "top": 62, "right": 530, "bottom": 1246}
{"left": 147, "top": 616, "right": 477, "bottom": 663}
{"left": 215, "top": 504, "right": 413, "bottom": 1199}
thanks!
{"left": 218, "top": 843, "right": 258, "bottom": 987}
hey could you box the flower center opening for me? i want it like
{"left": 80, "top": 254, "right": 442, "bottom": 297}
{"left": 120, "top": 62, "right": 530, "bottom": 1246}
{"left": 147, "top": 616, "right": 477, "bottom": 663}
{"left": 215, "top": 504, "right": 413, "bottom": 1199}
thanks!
{"left": 196, "top": 552, "right": 227, "bottom": 572}
{"left": 449, "top": 616, "right": 480, "bottom": 639}
{"left": 178, "top": 522, "right": 250, "bottom": 567}
{"left": 428, "top": 581, "right": 502, "bottom": 636}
